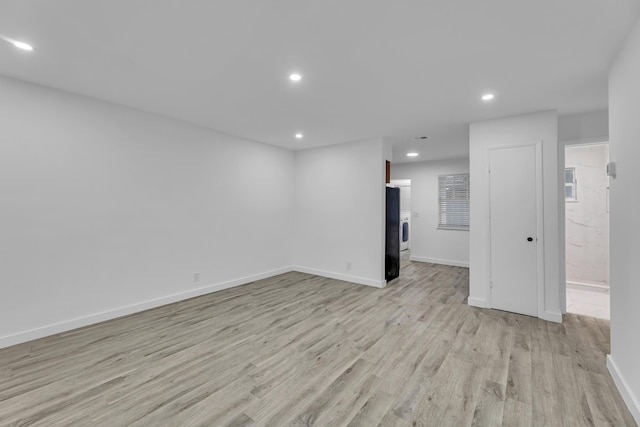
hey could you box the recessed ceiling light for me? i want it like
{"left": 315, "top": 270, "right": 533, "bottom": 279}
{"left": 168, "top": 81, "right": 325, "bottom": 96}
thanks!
{"left": 295, "top": 133, "right": 303, "bottom": 139}
{"left": 13, "top": 41, "right": 34, "bottom": 51}
{"left": 482, "top": 93, "right": 495, "bottom": 101}
{"left": 289, "top": 73, "right": 302, "bottom": 82}
{"left": 407, "top": 152, "right": 419, "bottom": 157}
{"left": 2, "top": 37, "right": 35, "bottom": 51}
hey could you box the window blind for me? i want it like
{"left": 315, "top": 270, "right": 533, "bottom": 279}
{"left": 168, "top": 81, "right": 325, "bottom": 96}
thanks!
{"left": 438, "top": 173, "right": 470, "bottom": 230}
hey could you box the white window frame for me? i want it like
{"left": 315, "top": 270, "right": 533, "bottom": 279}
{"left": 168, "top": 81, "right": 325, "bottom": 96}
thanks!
{"left": 438, "top": 173, "right": 470, "bottom": 230}
{"left": 565, "top": 167, "right": 577, "bottom": 202}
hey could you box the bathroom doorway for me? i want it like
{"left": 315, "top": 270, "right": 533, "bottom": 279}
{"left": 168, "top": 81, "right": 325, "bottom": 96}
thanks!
{"left": 564, "top": 142, "right": 610, "bottom": 319}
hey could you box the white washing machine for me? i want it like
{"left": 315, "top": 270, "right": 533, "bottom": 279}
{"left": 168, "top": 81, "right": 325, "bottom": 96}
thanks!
{"left": 400, "top": 215, "right": 410, "bottom": 251}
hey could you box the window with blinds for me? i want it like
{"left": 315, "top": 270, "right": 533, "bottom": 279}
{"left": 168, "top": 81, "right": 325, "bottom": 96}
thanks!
{"left": 438, "top": 173, "right": 470, "bottom": 230}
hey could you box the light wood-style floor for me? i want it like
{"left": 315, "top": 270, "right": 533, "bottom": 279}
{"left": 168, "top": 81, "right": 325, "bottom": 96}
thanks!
{"left": 0, "top": 257, "right": 636, "bottom": 426}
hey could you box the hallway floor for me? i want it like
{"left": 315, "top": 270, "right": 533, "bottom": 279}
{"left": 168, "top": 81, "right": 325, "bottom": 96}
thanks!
{"left": 566, "top": 284, "right": 610, "bottom": 320}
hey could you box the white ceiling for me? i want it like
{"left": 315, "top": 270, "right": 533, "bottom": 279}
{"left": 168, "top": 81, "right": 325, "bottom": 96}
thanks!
{"left": 1, "top": 1, "right": 638, "bottom": 161}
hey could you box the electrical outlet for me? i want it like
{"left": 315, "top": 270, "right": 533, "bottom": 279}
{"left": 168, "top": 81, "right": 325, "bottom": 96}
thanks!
{"left": 346, "top": 262, "right": 352, "bottom": 271}
{"left": 193, "top": 272, "right": 200, "bottom": 283}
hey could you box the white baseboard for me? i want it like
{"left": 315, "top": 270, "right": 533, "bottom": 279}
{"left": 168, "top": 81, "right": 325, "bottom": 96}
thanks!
{"left": 566, "top": 280, "right": 609, "bottom": 288}
{"left": 293, "top": 266, "right": 386, "bottom": 288}
{"left": 0, "top": 266, "right": 294, "bottom": 350}
{"left": 566, "top": 281, "right": 609, "bottom": 293}
{"left": 607, "top": 355, "right": 640, "bottom": 425}
{"left": 409, "top": 256, "right": 469, "bottom": 268}
{"left": 540, "top": 310, "right": 563, "bottom": 323}
{"left": 467, "top": 297, "right": 486, "bottom": 308}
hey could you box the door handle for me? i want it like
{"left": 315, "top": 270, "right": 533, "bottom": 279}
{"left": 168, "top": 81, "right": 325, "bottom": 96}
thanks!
{"left": 527, "top": 237, "right": 534, "bottom": 242}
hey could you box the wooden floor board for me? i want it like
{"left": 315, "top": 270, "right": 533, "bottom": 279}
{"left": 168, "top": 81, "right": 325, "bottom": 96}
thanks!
{"left": 0, "top": 257, "right": 636, "bottom": 426}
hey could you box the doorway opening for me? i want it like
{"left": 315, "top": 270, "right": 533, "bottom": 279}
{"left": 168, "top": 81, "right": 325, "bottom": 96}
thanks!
{"left": 564, "top": 142, "right": 610, "bottom": 319}
{"left": 389, "top": 179, "right": 411, "bottom": 262}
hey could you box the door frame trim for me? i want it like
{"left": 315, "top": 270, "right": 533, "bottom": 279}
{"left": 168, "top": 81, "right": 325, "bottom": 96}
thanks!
{"left": 486, "top": 140, "right": 545, "bottom": 317}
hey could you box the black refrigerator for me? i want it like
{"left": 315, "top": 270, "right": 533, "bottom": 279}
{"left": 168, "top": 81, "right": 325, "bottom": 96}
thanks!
{"left": 385, "top": 187, "right": 400, "bottom": 281}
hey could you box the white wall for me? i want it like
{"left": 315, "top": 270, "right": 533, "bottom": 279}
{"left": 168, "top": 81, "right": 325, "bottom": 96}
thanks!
{"left": 294, "top": 139, "right": 386, "bottom": 287}
{"left": 559, "top": 110, "right": 609, "bottom": 142}
{"left": 468, "top": 110, "right": 561, "bottom": 322}
{"left": 607, "top": 15, "right": 640, "bottom": 424}
{"left": 0, "top": 76, "right": 295, "bottom": 347}
{"left": 391, "top": 158, "right": 470, "bottom": 267}
{"left": 401, "top": 188, "right": 411, "bottom": 212}
{"left": 565, "top": 144, "right": 609, "bottom": 287}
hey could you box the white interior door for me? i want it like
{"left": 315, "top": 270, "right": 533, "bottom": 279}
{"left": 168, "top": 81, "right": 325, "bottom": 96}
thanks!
{"left": 489, "top": 143, "right": 540, "bottom": 317}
